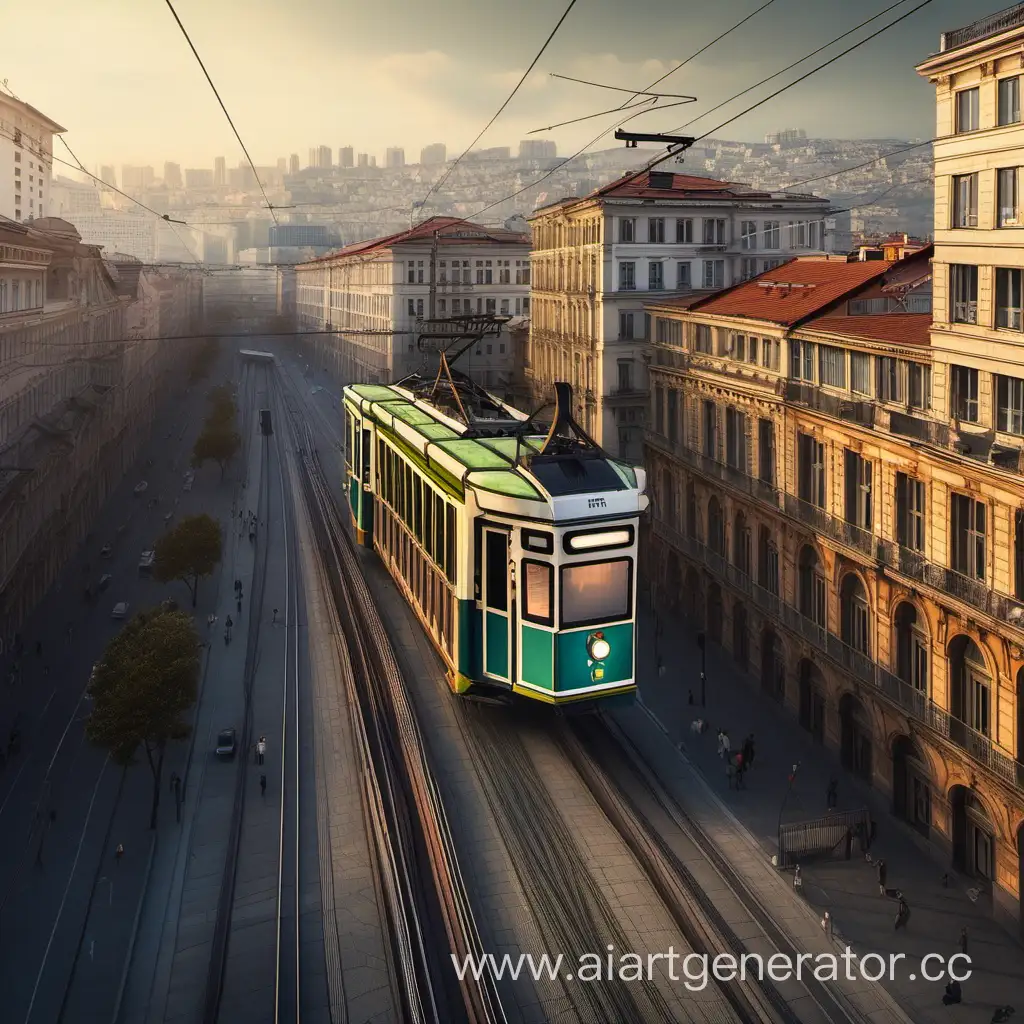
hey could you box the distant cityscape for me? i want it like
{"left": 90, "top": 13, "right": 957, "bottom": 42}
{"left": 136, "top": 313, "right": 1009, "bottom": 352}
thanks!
{"left": 37, "top": 129, "right": 933, "bottom": 266}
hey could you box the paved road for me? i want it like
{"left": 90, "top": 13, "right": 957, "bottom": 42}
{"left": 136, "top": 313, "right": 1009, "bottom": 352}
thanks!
{"left": 0, "top": 358, "right": 245, "bottom": 1024}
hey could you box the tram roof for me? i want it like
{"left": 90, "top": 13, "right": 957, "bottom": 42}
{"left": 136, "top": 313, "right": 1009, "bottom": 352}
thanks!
{"left": 345, "top": 383, "right": 638, "bottom": 502}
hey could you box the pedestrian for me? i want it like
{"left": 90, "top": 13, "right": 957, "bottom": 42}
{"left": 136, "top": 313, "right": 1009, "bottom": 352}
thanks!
{"left": 687, "top": 689, "right": 694, "bottom": 706}
{"left": 249, "top": 529, "right": 255, "bottom": 544}
{"left": 942, "top": 980, "right": 962, "bottom": 1006}
{"left": 721, "top": 730, "right": 731, "bottom": 761}
{"left": 821, "top": 910, "right": 832, "bottom": 938}
{"left": 959, "top": 926, "right": 968, "bottom": 956}
{"left": 256, "top": 738, "right": 266, "bottom": 765}
{"left": 742, "top": 733, "right": 755, "bottom": 768}
{"left": 726, "top": 758, "right": 736, "bottom": 789}
{"left": 234, "top": 579, "right": 240, "bottom": 594}
{"left": 260, "top": 773, "right": 267, "bottom": 797}
{"left": 273, "top": 608, "right": 279, "bottom": 625}
{"left": 237, "top": 595, "right": 242, "bottom": 613}
{"left": 877, "top": 858, "right": 887, "bottom": 896}
{"left": 716, "top": 729, "right": 725, "bottom": 758}
{"left": 895, "top": 895, "right": 910, "bottom": 931}
{"left": 115, "top": 843, "right": 124, "bottom": 865}
{"left": 793, "top": 864, "right": 803, "bottom": 891}
{"left": 226, "top": 615, "right": 233, "bottom": 632}
{"left": 224, "top": 626, "right": 231, "bottom": 645}
{"left": 734, "top": 752, "right": 745, "bottom": 789}
{"left": 826, "top": 776, "right": 838, "bottom": 810}
{"left": 207, "top": 613, "right": 216, "bottom": 628}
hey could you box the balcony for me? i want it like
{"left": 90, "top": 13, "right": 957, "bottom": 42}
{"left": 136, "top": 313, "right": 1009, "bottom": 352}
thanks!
{"left": 697, "top": 244, "right": 727, "bottom": 253}
{"left": 888, "top": 411, "right": 951, "bottom": 446}
{"left": 785, "top": 381, "right": 876, "bottom": 427}
{"left": 606, "top": 385, "right": 649, "bottom": 403}
{"left": 652, "top": 519, "right": 1024, "bottom": 790}
{"left": 941, "top": 3, "right": 1024, "bottom": 50}
{"left": 783, "top": 493, "right": 889, "bottom": 561}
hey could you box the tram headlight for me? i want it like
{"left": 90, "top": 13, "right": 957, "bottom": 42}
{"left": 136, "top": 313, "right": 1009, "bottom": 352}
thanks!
{"left": 587, "top": 632, "right": 611, "bottom": 662}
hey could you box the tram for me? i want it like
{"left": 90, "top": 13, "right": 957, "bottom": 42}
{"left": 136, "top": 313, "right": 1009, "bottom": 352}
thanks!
{"left": 342, "top": 370, "right": 649, "bottom": 708}
{"left": 239, "top": 349, "right": 276, "bottom": 364}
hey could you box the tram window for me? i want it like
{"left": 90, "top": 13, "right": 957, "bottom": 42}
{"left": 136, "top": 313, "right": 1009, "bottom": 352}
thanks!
{"left": 485, "top": 532, "right": 508, "bottom": 611}
{"left": 560, "top": 558, "right": 631, "bottom": 627}
{"left": 435, "top": 496, "right": 445, "bottom": 571}
{"left": 523, "top": 529, "right": 553, "bottom": 554}
{"left": 414, "top": 478, "right": 423, "bottom": 541}
{"left": 522, "top": 560, "right": 553, "bottom": 625}
{"left": 446, "top": 504, "right": 457, "bottom": 583}
{"left": 361, "top": 430, "right": 371, "bottom": 483}
{"left": 424, "top": 489, "right": 434, "bottom": 560}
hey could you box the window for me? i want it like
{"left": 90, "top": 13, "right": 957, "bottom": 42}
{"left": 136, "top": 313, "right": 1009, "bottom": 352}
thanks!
{"left": 952, "top": 173, "right": 979, "bottom": 228}
{"left": 996, "top": 267, "right": 1023, "bottom": 329}
{"left": 617, "top": 360, "right": 633, "bottom": 392}
{"left": 998, "top": 168, "right": 1020, "bottom": 226}
{"left": 951, "top": 365, "right": 979, "bottom": 422}
{"left": 790, "top": 339, "right": 815, "bottom": 381}
{"left": 648, "top": 217, "right": 665, "bottom": 243}
{"left": 619, "top": 218, "right": 636, "bottom": 243}
{"left": 740, "top": 220, "right": 757, "bottom": 250}
{"left": 702, "top": 218, "right": 726, "bottom": 245}
{"left": 619, "top": 261, "right": 636, "bottom": 290}
{"left": 758, "top": 418, "right": 775, "bottom": 485}
{"left": 560, "top": 560, "right": 631, "bottom": 627}
{"left": 733, "top": 511, "right": 751, "bottom": 576}
{"left": 908, "top": 363, "right": 931, "bottom": 410}
{"left": 819, "top": 345, "right": 846, "bottom": 388}
{"left": 877, "top": 356, "right": 900, "bottom": 402}
{"left": 676, "top": 218, "right": 693, "bottom": 243}
{"left": 676, "top": 262, "right": 691, "bottom": 289}
{"left": 695, "top": 324, "right": 713, "bottom": 353}
{"left": 416, "top": 298, "right": 424, "bottom": 317}
{"left": 667, "top": 389, "right": 679, "bottom": 443}
{"left": 763, "top": 221, "right": 780, "bottom": 248}
{"left": 997, "top": 374, "right": 1024, "bottom": 434}
{"left": 798, "top": 547, "right": 826, "bottom": 627}
{"left": 654, "top": 385, "right": 665, "bottom": 434}
{"left": 840, "top": 574, "right": 870, "bottom": 655}
{"left": 655, "top": 318, "right": 682, "bottom": 345}
{"left": 894, "top": 472, "right": 926, "bottom": 552}
{"left": 500, "top": 299, "right": 509, "bottom": 315}
{"left": 797, "top": 432, "right": 826, "bottom": 508}
{"left": 438, "top": 298, "right": 447, "bottom": 314}
{"left": 844, "top": 449, "right": 873, "bottom": 530}
{"left": 707, "top": 497, "right": 725, "bottom": 554}
{"left": 955, "top": 88, "right": 980, "bottom": 133}
{"left": 485, "top": 298, "right": 495, "bottom": 314}
{"left": 522, "top": 561, "right": 553, "bottom": 624}
{"left": 407, "top": 261, "right": 416, "bottom": 284}
{"left": 702, "top": 260, "right": 724, "bottom": 289}
{"left": 619, "top": 311, "right": 636, "bottom": 340}
{"left": 951, "top": 493, "right": 986, "bottom": 581}
{"left": 758, "top": 527, "right": 779, "bottom": 596}
{"left": 850, "top": 351, "right": 871, "bottom": 394}
{"left": 999, "top": 76, "right": 1021, "bottom": 126}
{"left": 761, "top": 338, "right": 779, "bottom": 371}
{"left": 894, "top": 603, "right": 928, "bottom": 693}
{"left": 702, "top": 400, "right": 718, "bottom": 458}
{"left": 740, "top": 257, "right": 758, "bottom": 281}
{"left": 648, "top": 262, "right": 664, "bottom": 290}
{"left": 950, "top": 264, "right": 978, "bottom": 324}
{"left": 725, "top": 408, "right": 747, "bottom": 471}
{"left": 734, "top": 334, "right": 746, "bottom": 361}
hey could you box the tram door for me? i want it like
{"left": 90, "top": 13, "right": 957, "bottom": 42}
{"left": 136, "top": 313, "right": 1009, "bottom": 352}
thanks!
{"left": 482, "top": 527, "right": 512, "bottom": 682}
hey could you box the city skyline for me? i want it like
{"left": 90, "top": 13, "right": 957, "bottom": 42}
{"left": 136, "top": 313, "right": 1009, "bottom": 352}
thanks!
{"left": 0, "top": 0, "right": 1006, "bottom": 170}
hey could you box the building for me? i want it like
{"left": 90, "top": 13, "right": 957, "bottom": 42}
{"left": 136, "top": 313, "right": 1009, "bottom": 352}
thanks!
{"left": 385, "top": 147, "right": 405, "bottom": 169}
{"left": 269, "top": 223, "right": 332, "bottom": 247}
{"left": 49, "top": 175, "right": 102, "bottom": 217}
{"left": 765, "top": 129, "right": 808, "bottom": 146}
{"left": 519, "top": 139, "right": 557, "bottom": 160}
{"left": 295, "top": 215, "right": 531, "bottom": 391}
{"left": 67, "top": 210, "right": 159, "bottom": 262}
{"left": 0, "top": 217, "right": 201, "bottom": 639}
{"left": 420, "top": 143, "right": 446, "bottom": 166}
{"left": 289, "top": 153, "right": 300, "bottom": 175}
{"left": 527, "top": 170, "right": 833, "bottom": 461}
{"left": 357, "top": 153, "right": 369, "bottom": 169}
{"left": 185, "top": 168, "right": 214, "bottom": 189}
{"left": 121, "top": 166, "right": 154, "bottom": 192}
{"left": 100, "top": 165, "right": 116, "bottom": 189}
{"left": 316, "top": 145, "right": 332, "bottom": 170}
{"left": 339, "top": 146, "right": 354, "bottom": 169}
{"left": 214, "top": 156, "right": 226, "bottom": 186}
{"left": 853, "top": 233, "right": 931, "bottom": 262}
{"left": 469, "top": 147, "right": 511, "bottom": 162}
{"left": 0, "top": 92, "right": 65, "bottom": 222}
{"left": 163, "top": 161, "right": 182, "bottom": 188}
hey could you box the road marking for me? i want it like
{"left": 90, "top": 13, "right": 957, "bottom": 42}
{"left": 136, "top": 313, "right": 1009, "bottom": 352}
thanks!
{"left": 24, "top": 754, "right": 109, "bottom": 1024}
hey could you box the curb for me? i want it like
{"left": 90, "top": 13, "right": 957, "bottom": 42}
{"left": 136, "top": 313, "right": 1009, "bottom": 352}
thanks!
{"left": 112, "top": 832, "right": 157, "bottom": 1024}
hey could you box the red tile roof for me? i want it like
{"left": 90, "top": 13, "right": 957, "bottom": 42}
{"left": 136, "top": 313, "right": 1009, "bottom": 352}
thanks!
{"left": 801, "top": 313, "right": 933, "bottom": 347}
{"left": 593, "top": 169, "right": 827, "bottom": 203}
{"left": 305, "top": 216, "right": 528, "bottom": 263}
{"left": 683, "top": 257, "right": 894, "bottom": 326}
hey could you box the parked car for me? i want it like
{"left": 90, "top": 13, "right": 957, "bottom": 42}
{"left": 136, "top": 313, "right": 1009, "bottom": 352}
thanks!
{"left": 215, "top": 728, "right": 236, "bottom": 759}
{"left": 97, "top": 574, "right": 112, "bottom": 593}
{"left": 138, "top": 550, "right": 155, "bottom": 575}
{"left": 133, "top": 481, "right": 148, "bottom": 496}
{"left": 111, "top": 601, "right": 129, "bottom": 620}
{"left": 183, "top": 473, "right": 194, "bottom": 493}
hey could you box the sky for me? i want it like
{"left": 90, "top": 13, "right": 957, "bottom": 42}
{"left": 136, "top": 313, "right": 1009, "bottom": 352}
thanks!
{"left": 0, "top": 0, "right": 1007, "bottom": 173}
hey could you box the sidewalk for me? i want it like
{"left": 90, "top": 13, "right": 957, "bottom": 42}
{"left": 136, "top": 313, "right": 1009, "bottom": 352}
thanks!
{"left": 629, "top": 601, "right": 1024, "bottom": 1022}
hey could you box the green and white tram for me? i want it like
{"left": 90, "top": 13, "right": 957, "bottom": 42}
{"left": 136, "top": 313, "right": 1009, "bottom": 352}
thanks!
{"left": 342, "top": 375, "right": 649, "bottom": 707}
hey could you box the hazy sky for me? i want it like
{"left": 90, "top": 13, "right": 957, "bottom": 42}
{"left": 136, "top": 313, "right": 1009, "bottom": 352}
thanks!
{"left": 0, "top": 0, "right": 1004, "bottom": 172}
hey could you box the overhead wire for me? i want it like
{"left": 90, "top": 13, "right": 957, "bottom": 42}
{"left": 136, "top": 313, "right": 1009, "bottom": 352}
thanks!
{"left": 160, "top": 0, "right": 280, "bottom": 225}
{"left": 418, "top": 0, "right": 580, "bottom": 211}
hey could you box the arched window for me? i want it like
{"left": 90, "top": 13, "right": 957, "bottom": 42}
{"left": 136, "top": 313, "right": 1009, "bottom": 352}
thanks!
{"left": 798, "top": 545, "right": 826, "bottom": 627}
{"left": 733, "top": 510, "right": 750, "bottom": 575}
{"left": 949, "top": 636, "right": 991, "bottom": 738}
{"left": 758, "top": 526, "right": 778, "bottom": 595}
{"left": 708, "top": 496, "right": 725, "bottom": 555}
{"left": 840, "top": 573, "right": 870, "bottom": 654}
{"left": 686, "top": 481, "right": 697, "bottom": 539}
{"left": 894, "top": 602, "right": 928, "bottom": 693}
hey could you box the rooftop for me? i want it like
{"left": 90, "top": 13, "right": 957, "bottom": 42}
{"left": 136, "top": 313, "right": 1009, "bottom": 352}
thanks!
{"left": 0, "top": 91, "right": 67, "bottom": 134}
{"left": 802, "top": 312, "right": 933, "bottom": 348}
{"left": 940, "top": 3, "right": 1024, "bottom": 52}
{"left": 300, "top": 216, "right": 528, "bottom": 266}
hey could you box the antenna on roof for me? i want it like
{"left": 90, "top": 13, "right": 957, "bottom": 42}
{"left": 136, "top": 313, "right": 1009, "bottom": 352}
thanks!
{"left": 533, "top": 382, "right": 603, "bottom": 458}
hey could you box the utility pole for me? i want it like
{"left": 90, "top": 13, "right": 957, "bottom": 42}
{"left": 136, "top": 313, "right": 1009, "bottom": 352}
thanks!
{"left": 428, "top": 230, "right": 439, "bottom": 320}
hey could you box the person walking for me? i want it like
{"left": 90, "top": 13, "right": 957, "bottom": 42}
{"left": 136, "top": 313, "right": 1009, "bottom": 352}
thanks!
{"left": 716, "top": 729, "right": 725, "bottom": 758}
{"left": 721, "top": 730, "right": 731, "bottom": 762}
{"left": 742, "top": 734, "right": 755, "bottom": 769}
{"left": 256, "top": 737, "right": 266, "bottom": 765}
{"left": 958, "top": 926, "right": 968, "bottom": 956}
{"left": 877, "top": 858, "right": 887, "bottom": 896}
{"left": 225, "top": 615, "right": 233, "bottom": 637}
{"left": 894, "top": 895, "right": 910, "bottom": 931}
{"left": 272, "top": 608, "right": 279, "bottom": 625}
{"left": 826, "top": 776, "right": 838, "bottom": 810}
{"left": 260, "top": 773, "right": 267, "bottom": 797}
{"left": 115, "top": 843, "right": 124, "bottom": 865}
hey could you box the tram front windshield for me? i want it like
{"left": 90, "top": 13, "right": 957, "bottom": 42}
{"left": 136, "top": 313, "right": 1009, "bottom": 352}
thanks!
{"left": 560, "top": 559, "right": 631, "bottom": 627}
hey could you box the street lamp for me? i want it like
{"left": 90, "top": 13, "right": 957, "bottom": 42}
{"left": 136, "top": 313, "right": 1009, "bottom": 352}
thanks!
{"left": 696, "top": 632, "right": 707, "bottom": 707}
{"left": 777, "top": 761, "right": 801, "bottom": 838}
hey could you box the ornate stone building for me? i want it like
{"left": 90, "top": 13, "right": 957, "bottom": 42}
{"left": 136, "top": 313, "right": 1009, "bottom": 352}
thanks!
{"left": 526, "top": 171, "right": 833, "bottom": 462}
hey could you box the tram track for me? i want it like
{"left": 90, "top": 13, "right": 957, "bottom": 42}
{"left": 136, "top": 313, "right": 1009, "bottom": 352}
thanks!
{"left": 275, "top": 368, "right": 504, "bottom": 1024}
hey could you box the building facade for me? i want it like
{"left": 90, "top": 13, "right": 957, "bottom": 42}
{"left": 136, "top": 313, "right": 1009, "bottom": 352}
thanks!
{"left": 420, "top": 143, "right": 446, "bottom": 166}
{"left": 644, "top": 233, "right": 1024, "bottom": 931}
{"left": 295, "top": 215, "right": 530, "bottom": 391}
{"left": 214, "top": 156, "right": 226, "bottom": 186}
{"left": 0, "top": 92, "right": 64, "bottom": 223}
{"left": 386, "top": 148, "right": 406, "bottom": 169}
{"left": 339, "top": 146, "right": 354, "bottom": 169}
{"left": 527, "top": 171, "right": 833, "bottom": 462}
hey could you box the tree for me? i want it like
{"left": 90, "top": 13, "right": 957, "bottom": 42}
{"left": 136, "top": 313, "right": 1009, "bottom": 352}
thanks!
{"left": 87, "top": 609, "right": 200, "bottom": 828}
{"left": 192, "top": 423, "right": 241, "bottom": 478}
{"left": 153, "top": 514, "right": 222, "bottom": 606}
{"left": 188, "top": 340, "right": 217, "bottom": 383}
{"left": 206, "top": 385, "right": 236, "bottom": 426}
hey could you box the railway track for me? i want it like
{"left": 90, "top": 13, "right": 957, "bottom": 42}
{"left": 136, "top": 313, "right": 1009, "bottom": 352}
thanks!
{"left": 275, "top": 369, "right": 504, "bottom": 1024}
